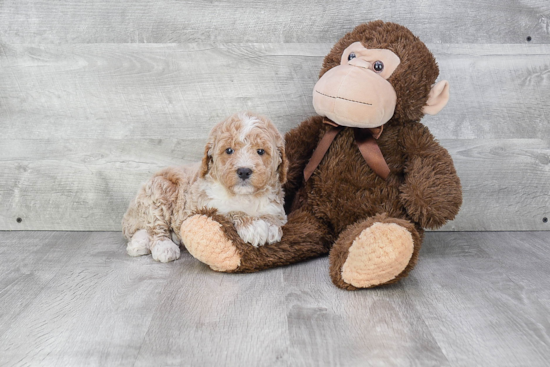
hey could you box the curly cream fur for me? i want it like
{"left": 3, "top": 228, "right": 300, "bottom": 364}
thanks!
{"left": 121, "top": 112, "right": 288, "bottom": 261}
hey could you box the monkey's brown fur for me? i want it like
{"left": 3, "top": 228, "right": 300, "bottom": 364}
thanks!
{"left": 182, "top": 21, "right": 462, "bottom": 289}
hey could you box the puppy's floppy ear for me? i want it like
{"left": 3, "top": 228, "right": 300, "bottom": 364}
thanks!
{"left": 199, "top": 143, "right": 213, "bottom": 178}
{"left": 277, "top": 142, "right": 288, "bottom": 184}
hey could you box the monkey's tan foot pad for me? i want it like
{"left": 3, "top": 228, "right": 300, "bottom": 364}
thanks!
{"left": 180, "top": 214, "right": 241, "bottom": 272}
{"left": 341, "top": 222, "right": 414, "bottom": 288}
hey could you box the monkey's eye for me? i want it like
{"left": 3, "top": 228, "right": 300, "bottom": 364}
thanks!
{"left": 225, "top": 148, "right": 234, "bottom": 155}
{"left": 373, "top": 61, "right": 384, "bottom": 73}
{"left": 348, "top": 52, "right": 356, "bottom": 61}
{"left": 257, "top": 149, "right": 265, "bottom": 156}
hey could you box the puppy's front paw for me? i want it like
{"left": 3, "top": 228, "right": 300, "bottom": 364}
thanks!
{"left": 267, "top": 224, "right": 283, "bottom": 244}
{"left": 151, "top": 239, "right": 181, "bottom": 263}
{"left": 236, "top": 219, "right": 272, "bottom": 247}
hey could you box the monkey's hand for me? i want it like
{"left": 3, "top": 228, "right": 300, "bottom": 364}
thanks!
{"left": 399, "top": 153, "right": 462, "bottom": 229}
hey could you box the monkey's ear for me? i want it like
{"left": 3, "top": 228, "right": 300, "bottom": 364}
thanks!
{"left": 422, "top": 80, "right": 450, "bottom": 115}
{"left": 199, "top": 143, "right": 213, "bottom": 178}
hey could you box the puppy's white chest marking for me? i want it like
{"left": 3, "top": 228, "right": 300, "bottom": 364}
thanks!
{"left": 202, "top": 181, "right": 282, "bottom": 217}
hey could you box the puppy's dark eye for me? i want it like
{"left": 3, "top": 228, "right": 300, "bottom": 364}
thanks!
{"left": 373, "top": 60, "right": 384, "bottom": 72}
{"left": 348, "top": 52, "right": 356, "bottom": 61}
{"left": 257, "top": 149, "right": 265, "bottom": 156}
{"left": 225, "top": 148, "right": 234, "bottom": 155}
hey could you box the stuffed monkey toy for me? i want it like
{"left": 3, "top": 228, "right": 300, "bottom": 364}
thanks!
{"left": 180, "top": 21, "right": 462, "bottom": 290}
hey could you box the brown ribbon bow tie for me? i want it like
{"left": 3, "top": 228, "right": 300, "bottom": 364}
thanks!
{"left": 303, "top": 118, "right": 390, "bottom": 182}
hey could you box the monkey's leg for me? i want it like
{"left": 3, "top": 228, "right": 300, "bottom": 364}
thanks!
{"left": 329, "top": 214, "right": 423, "bottom": 290}
{"left": 180, "top": 207, "right": 333, "bottom": 272}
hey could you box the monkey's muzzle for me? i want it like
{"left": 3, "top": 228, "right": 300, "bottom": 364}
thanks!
{"left": 313, "top": 65, "right": 397, "bottom": 128}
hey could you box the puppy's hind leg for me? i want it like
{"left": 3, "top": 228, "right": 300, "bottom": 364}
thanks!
{"left": 122, "top": 171, "right": 181, "bottom": 262}
{"left": 127, "top": 229, "right": 152, "bottom": 257}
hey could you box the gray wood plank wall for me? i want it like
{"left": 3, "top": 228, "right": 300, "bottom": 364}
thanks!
{"left": 1, "top": 1, "right": 549, "bottom": 231}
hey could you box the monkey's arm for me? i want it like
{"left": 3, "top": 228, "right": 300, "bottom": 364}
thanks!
{"left": 283, "top": 116, "right": 326, "bottom": 211}
{"left": 398, "top": 123, "right": 462, "bottom": 229}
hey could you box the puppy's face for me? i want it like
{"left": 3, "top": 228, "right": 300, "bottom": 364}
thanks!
{"left": 200, "top": 113, "right": 287, "bottom": 195}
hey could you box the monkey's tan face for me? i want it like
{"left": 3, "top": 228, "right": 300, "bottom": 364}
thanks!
{"left": 207, "top": 115, "right": 284, "bottom": 196}
{"left": 313, "top": 42, "right": 401, "bottom": 128}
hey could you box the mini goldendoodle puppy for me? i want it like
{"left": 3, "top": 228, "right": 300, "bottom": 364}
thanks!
{"left": 122, "top": 112, "right": 288, "bottom": 262}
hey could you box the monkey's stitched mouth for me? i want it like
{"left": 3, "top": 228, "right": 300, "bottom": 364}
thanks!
{"left": 315, "top": 90, "right": 372, "bottom": 106}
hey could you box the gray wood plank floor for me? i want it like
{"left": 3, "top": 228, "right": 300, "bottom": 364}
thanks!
{"left": 0, "top": 231, "right": 549, "bottom": 366}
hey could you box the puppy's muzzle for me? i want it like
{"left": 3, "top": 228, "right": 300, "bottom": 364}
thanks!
{"left": 236, "top": 167, "right": 253, "bottom": 180}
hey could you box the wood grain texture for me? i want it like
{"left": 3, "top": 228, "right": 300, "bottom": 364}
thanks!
{"left": 1, "top": 43, "right": 550, "bottom": 140}
{"left": 0, "top": 232, "right": 179, "bottom": 367}
{"left": 474, "top": 231, "right": 550, "bottom": 305}
{"left": 283, "top": 258, "right": 450, "bottom": 366}
{"left": 405, "top": 232, "right": 550, "bottom": 367}
{"left": 439, "top": 139, "right": 550, "bottom": 231}
{"left": 0, "top": 138, "right": 204, "bottom": 231}
{"left": 0, "top": 232, "right": 90, "bottom": 340}
{"left": 1, "top": 139, "right": 548, "bottom": 231}
{"left": 0, "top": 43, "right": 323, "bottom": 140}
{"left": 134, "top": 254, "right": 289, "bottom": 366}
{"left": 1, "top": 43, "right": 549, "bottom": 231}
{"left": 0, "top": 0, "right": 549, "bottom": 44}
{"left": 1, "top": 231, "right": 550, "bottom": 366}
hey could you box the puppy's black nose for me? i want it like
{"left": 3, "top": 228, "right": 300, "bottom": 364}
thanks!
{"left": 237, "top": 167, "right": 253, "bottom": 180}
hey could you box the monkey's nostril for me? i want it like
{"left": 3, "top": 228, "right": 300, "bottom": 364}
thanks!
{"left": 237, "top": 167, "right": 253, "bottom": 180}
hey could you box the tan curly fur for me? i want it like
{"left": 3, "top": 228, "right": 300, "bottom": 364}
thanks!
{"left": 121, "top": 112, "right": 288, "bottom": 262}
